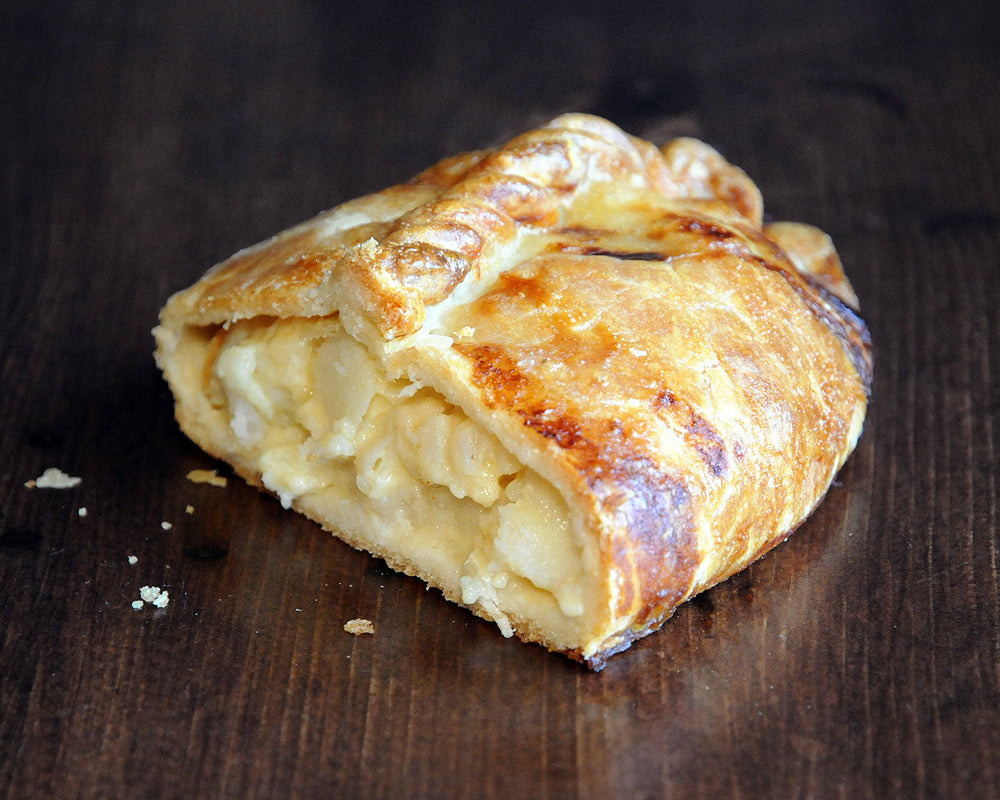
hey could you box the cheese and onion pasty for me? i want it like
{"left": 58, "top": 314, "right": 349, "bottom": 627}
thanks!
{"left": 154, "top": 114, "right": 871, "bottom": 669}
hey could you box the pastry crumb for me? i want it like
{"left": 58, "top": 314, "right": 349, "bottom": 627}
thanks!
{"left": 132, "top": 583, "right": 170, "bottom": 610}
{"left": 185, "top": 504, "right": 195, "bottom": 514}
{"left": 344, "top": 618, "right": 375, "bottom": 635}
{"left": 128, "top": 555, "right": 138, "bottom": 565}
{"left": 161, "top": 521, "right": 173, "bottom": 530}
{"left": 26, "top": 467, "right": 82, "bottom": 489}
{"left": 78, "top": 507, "right": 88, "bottom": 517}
{"left": 139, "top": 585, "right": 161, "bottom": 603}
{"left": 186, "top": 469, "right": 227, "bottom": 487}
{"left": 138, "top": 585, "right": 169, "bottom": 608}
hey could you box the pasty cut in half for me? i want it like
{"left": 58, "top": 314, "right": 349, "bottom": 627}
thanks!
{"left": 154, "top": 114, "right": 871, "bottom": 669}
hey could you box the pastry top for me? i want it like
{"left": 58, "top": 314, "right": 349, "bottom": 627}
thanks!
{"left": 161, "top": 113, "right": 814, "bottom": 338}
{"left": 158, "top": 114, "right": 871, "bottom": 664}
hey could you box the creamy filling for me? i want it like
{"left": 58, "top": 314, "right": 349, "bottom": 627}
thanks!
{"left": 204, "top": 316, "right": 597, "bottom": 643}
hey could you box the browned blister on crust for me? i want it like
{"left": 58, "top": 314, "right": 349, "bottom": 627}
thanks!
{"left": 155, "top": 114, "right": 870, "bottom": 669}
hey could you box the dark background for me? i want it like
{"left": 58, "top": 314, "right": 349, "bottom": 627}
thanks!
{"left": 2, "top": 1, "right": 999, "bottom": 798}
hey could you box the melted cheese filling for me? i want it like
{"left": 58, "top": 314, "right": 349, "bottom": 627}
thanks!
{"left": 204, "top": 316, "right": 597, "bottom": 643}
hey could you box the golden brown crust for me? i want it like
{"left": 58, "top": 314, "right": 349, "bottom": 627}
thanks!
{"left": 155, "top": 114, "right": 871, "bottom": 668}
{"left": 161, "top": 115, "right": 780, "bottom": 341}
{"left": 764, "top": 221, "right": 859, "bottom": 309}
{"left": 438, "top": 237, "right": 868, "bottom": 664}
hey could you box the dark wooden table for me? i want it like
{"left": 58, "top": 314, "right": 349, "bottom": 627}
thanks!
{"left": 3, "top": 2, "right": 999, "bottom": 797}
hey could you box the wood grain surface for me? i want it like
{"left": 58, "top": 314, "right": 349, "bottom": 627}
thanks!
{"left": 2, "top": 1, "right": 999, "bottom": 798}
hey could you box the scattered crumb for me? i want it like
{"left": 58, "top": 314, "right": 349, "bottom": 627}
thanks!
{"left": 78, "top": 507, "right": 87, "bottom": 517}
{"left": 128, "top": 555, "right": 138, "bottom": 565}
{"left": 132, "top": 584, "right": 169, "bottom": 610}
{"left": 132, "top": 586, "right": 170, "bottom": 609}
{"left": 455, "top": 326, "right": 476, "bottom": 338}
{"left": 136, "top": 586, "right": 169, "bottom": 609}
{"left": 161, "top": 521, "right": 173, "bottom": 530}
{"left": 344, "top": 618, "right": 375, "bottom": 635}
{"left": 139, "top": 585, "right": 161, "bottom": 603}
{"left": 185, "top": 505, "right": 195, "bottom": 514}
{"left": 26, "top": 467, "right": 82, "bottom": 489}
{"left": 186, "top": 469, "right": 227, "bottom": 488}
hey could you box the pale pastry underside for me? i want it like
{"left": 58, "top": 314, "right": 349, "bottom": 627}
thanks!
{"left": 154, "top": 114, "right": 871, "bottom": 669}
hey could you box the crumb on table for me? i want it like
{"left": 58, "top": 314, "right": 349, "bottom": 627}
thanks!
{"left": 136, "top": 585, "right": 169, "bottom": 609}
{"left": 344, "top": 618, "right": 375, "bottom": 635}
{"left": 25, "top": 467, "right": 82, "bottom": 489}
{"left": 186, "top": 469, "right": 227, "bottom": 487}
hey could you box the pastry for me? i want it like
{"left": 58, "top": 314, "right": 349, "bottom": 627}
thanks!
{"left": 154, "top": 114, "right": 871, "bottom": 669}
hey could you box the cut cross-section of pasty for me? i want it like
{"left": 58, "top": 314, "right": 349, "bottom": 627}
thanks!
{"left": 154, "top": 114, "right": 871, "bottom": 669}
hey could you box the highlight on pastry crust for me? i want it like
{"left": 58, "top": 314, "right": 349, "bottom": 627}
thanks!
{"left": 154, "top": 113, "right": 871, "bottom": 669}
